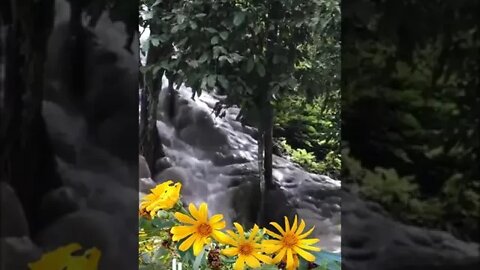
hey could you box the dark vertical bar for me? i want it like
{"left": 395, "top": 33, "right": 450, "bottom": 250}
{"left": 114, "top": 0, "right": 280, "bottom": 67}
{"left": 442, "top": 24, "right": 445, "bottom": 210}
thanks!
{"left": 1, "top": 0, "right": 139, "bottom": 269}
{"left": 342, "top": 0, "right": 480, "bottom": 270}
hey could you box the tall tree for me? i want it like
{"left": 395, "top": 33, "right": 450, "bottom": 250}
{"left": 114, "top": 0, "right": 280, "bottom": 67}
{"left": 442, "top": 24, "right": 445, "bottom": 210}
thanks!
{"left": 140, "top": 0, "right": 337, "bottom": 223}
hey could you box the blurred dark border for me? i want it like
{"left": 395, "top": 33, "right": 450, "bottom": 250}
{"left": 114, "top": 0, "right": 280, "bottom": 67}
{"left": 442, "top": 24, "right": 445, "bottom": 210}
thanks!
{"left": 341, "top": 0, "right": 479, "bottom": 269}
{"left": 1, "top": 0, "right": 139, "bottom": 269}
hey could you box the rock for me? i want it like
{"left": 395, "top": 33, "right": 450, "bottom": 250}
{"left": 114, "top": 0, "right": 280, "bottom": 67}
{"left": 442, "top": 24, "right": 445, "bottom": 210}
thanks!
{"left": 35, "top": 210, "right": 137, "bottom": 270}
{"left": 139, "top": 155, "right": 151, "bottom": 179}
{"left": 0, "top": 237, "right": 42, "bottom": 270}
{"left": 155, "top": 156, "right": 172, "bottom": 172}
{"left": 153, "top": 166, "right": 189, "bottom": 184}
{"left": 0, "top": 182, "right": 29, "bottom": 237}
{"left": 342, "top": 193, "right": 480, "bottom": 270}
{"left": 179, "top": 125, "right": 228, "bottom": 151}
{"left": 40, "top": 187, "right": 83, "bottom": 224}
{"left": 139, "top": 178, "right": 156, "bottom": 193}
{"left": 259, "top": 188, "right": 297, "bottom": 229}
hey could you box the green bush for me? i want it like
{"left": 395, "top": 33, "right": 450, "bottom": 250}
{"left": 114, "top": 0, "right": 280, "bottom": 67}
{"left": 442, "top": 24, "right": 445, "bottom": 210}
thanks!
{"left": 274, "top": 94, "right": 340, "bottom": 178}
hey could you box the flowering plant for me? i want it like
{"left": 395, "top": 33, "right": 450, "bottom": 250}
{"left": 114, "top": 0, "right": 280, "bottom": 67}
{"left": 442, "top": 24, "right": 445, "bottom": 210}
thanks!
{"left": 139, "top": 180, "right": 340, "bottom": 270}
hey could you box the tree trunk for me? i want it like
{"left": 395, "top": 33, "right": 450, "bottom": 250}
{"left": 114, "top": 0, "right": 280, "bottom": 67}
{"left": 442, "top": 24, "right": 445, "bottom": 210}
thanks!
{"left": 139, "top": 22, "right": 169, "bottom": 174}
{"left": 1, "top": 0, "right": 62, "bottom": 235}
{"left": 263, "top": 102, "right": 275, "bottom": 190}
{"left": 256, "top": 131, "right": 265, "bottom": 224}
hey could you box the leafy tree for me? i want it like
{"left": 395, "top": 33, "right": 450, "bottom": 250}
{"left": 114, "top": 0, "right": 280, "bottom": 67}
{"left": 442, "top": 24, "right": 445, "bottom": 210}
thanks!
{"left": 140, "top": 0, "right": 340, "bottom": 224}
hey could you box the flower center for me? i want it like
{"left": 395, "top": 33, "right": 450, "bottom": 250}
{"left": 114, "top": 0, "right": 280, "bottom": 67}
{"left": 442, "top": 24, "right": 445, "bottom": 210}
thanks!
{"left": 238, "top": 243, "right": 254, "bottom": 256}
{"left": 282, "top": 233, "right": 298, "bottom": 247}
{"left": 197, "top": 223, "right": 212, "bottom": 236}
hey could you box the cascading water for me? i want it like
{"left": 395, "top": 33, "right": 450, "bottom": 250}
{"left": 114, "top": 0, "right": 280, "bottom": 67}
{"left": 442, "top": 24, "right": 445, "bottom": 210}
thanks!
{"left": 153, "top": 77, "right": 342, "bottom": 253}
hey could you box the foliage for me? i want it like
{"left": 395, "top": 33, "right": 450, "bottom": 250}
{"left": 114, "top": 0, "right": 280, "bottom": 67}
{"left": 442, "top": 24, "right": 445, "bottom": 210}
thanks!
{"left": 341, "top": 0, "right": 479, "bottom": 241}
{"left": 139, "top": 181, "right": 340, "bottom": 270}
{"left": 139, "top": 0, "right": 341, "bottom": 191}
{"left": 275, "top": 94, "right": 340, "bottom": 177}
{"left": 279, "top": 139, "right": 340, "bottom": 178}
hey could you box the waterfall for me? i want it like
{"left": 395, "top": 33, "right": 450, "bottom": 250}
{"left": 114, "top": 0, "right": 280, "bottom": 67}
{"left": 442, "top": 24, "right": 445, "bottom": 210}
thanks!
{"left": 152, "top": 79, "right": 342, "bottom": 253}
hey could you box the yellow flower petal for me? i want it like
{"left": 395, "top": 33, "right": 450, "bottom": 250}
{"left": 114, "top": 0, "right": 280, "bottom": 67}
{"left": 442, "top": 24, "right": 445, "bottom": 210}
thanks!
{"left": 265, "top": 228, "right": 283, "bottom": 240}
{"left": 299, "top": 238, "right": 320, "bottom": 245}
{"left": 262, "top": 239, "right": 282, "bottom": 245}
{"left": 272, "top": 247, "right": 287, "bottom": 263}
{"left": 226, "top": 230, "right": 240, "bottom": 242}
{"left": 263, "top": 243, "right": 283, "bottom": 254}
{"left": 174, "top": 212, "right": 197, "bottom": 224}
{"left": 233, "top": 256, "right": 245, "bottom": 270}
{"left": 171, "top": 227, "right": 195, "bottom": 241}
{"left": 286, "top": 248, "right": 294, "bottom": 270}
{"left": 209, "top": 214, "right": 224, "bottom": 224}
{"left": 253, "top": 252, "right": 273, "bottom": 264}
{"left": 291, "top": 215, "right": 298, "bottom": 232}
{"left": 212, "top": 230, "right": 231, "bottom": 244}
{"left": 193, "top": 237, "right": 205, "bottom": 256}
{"left": 249, "top": 224, "right": 260, "bottom": 241}
{"left": 293, "top": 246, "right": 316, "bottom": 262}
{"left": 188, "top": 203, "right": 201, "bottom": 220}
{"left": 298, "top": 244, "right": 321, "bottom": 252}
{"left": 269, "top": 222, "right": 286, "bottom": 235}
{"left": 222, "top": 247, "right": 239, "bottom": 257}
{"left": 298, "top": 226, "right": 315, "bottom": 239}
{"left": 284, "top": 216, "right": 291, "bottom": 232}
{"left": 211, "top": 220, "right": 226, "bottom": 230}
{"left": 296, "top": 219, "right": 306, "bottom": 235}
{"left": 179, "top": 234, "right": 197, "bottom": 251}
{"left": 171, "top": 226, "right": 195, "bottom": 235}
{"left": 244, "top": 255, "right": 261, "bottom": 268}
{"left": 199, "top": 203, "right": 208, "bottom": 222}
{"left": 233, "top": 223, "right": 245, "bottom": 239}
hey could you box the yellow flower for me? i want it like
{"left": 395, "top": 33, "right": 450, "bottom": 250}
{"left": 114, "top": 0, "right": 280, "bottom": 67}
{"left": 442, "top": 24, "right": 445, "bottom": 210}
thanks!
{"left": 140, "top": 180, "right": 181, "bottom": 218}
{"left": 28, "top": 243, "right": 101, "bottom": 270}
{"left": 170, "top": 202, "right": 229, "bottom": 256}
{"left": 262, "top": 215, "right": 320, "bottom": 270}
{"left": 221, "top": 223, "right": 272, "bottom": 270}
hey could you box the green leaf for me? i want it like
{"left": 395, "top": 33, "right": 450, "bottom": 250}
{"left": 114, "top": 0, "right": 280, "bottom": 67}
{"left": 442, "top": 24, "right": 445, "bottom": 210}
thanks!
{"left": 171, "top": 25, "right": 180, "bottom": 33}
{"left": 211, "top": 36, "right": 219, "bottom": 45}
{"left": 246, "top": 58, "right": 255, "bottom": 73}
{"left": 190, "top": 21, "right": 198, "bottom": 30}
{"left": 217, "top": 75, "right": 229, "bottom": 89}
{"left": 177, "top": 14, "right": 186, "bottom": 24}
{"left": 193, "top": 248, "right": 206, "bottom": 270}
{"left": 151, "top": 0, "right": 162, "bottom": 7}
{"left": 205, "top": 27, "right": 217, "bottom": 33}
{"left": 150, "top": 37, "right": 160, "bottom": 47}
{"left": 198, "top": 53, "right": 209, "bottom": 63}
{"left": 152, "top": 66, "right": 162, "bottom": 76}
{"left": 207, "top": 75, "right": 217, "bottom": 87}
{"left": 139, "top": 65, "right": 151, "bottom": 74}
{"left": 273, "top": 54, "right": 288, "bottom": 64}
{"left": 219, "top": 31, "right": 229, "bottom": 40}
{"left": 233, "top": 12, "right": 246, "bottom": 26}
{"left": 151, "top": 218, "right": 175, "bottom": 229}
{"left": 256, "top": 62, "right": 266, "bottom": 77}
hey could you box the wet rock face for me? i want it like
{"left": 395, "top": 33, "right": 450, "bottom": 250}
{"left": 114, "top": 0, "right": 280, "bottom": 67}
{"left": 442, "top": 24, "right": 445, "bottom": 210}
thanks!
{"left": 341, "top": 193, "right": 480, "bottom": 270}
{"left": 0, "top": 237, "right": 42, "bottom": 270}
{"left": 139, "top": 155, "right": 151, "bottom": 179}
{"left": 154, "top": 83, "right": 480, "bottom": 264}
{"left": 0, "top": 183, "right": 29, "bottom": 237}
{"left": 155, "top": 84, "right": 342, "bottom": 252}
